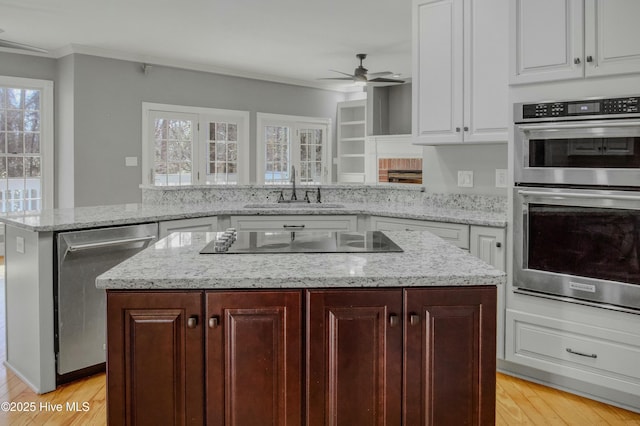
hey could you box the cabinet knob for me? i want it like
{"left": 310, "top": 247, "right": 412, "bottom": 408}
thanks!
{"left": 187, "top": 316, "right": 198, "bottom": 329}
{"left": 586, "top": 55, "right": 593, "bottom": 63}
{"left": 389, "top": 314, "right": 399, "bottom": 327}
{"left": 463, "top": 126, "right": 469, "bottom": 131}
{"left": 496, "top": 242, "right": 502, "bottom": 248}
{"left": 455, "top": 127, "right": 461, "bottom": 132}
{"left": 208, "top": 316, "right": 220, "bottom": 328}
{"left": 409, "top": 314, "right": 420, "bottom": 326}
{"left": 574, "top": 57, "right": 581, "bottom": 65}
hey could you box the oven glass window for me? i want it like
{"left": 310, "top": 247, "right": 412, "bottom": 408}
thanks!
{"left": 529, "top": 137, "right": 640, "bottom": 168}
{"left": 528, "top": 204, "right": 640, "bottom": 285}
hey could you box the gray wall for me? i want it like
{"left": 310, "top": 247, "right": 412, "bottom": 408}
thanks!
{"left": 0, "top": 51, "right": 56, "bottom": 81}
{"left": 366, "top": 83, "right": 412, "bottom": 135}
{"left": 423, "top": 144, "right": 507, "bottom": 196}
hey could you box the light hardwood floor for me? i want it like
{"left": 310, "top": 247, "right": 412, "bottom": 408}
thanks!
{"left": 0, "top": 267, "right": 638, "bottom": 425}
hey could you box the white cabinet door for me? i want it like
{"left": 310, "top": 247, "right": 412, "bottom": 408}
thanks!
{"left": 585, "top": 0, "right": 640, "bottom": 77}
{"left": 510, "top": 0, "right": 584, "bottom": 84}
{"left": 159, "top": 216, "right": 218, "bottom": 238}
{"left": 464, "top": 0, "right": 508, "bottom": 143}
{"left": 470, "top": 225, "right": 506, "bottom": 359}
{"left": 413, "top": 0, "right": 464, "bottom": 144}
{"left": 413, "top": 0, "right": 507, "bottom": 145}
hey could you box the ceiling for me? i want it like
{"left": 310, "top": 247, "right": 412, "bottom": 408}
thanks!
{"left": 0, "top": 0, "right": 412, "bottom": 91}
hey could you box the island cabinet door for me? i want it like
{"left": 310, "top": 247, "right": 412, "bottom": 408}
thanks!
{"left": 205, "top": 291, "right": 302, "bottom": 426}
{"left": 403, "top": 286, "right": 497, "bottom": 426}
{"left": 106, "top": 291, "right": 204, "bottom": 426}
{"left": 306, "top": 289, "right": 403, "bottom": 426}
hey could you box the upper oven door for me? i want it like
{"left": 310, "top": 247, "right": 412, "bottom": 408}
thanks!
{"left": 514, "top": 186, "right": 640, "bottom": 310}
{"left": 514, "top": 119, "right": 640, "bottom": 186}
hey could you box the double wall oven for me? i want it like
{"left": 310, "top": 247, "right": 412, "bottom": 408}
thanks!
{"left": 513, "top": 95, "right": 640, "bottom": 312}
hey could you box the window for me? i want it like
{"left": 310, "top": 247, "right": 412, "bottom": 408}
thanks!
{"left": 142, "top": 103, "right": 249, "bottom": 186}
{"left": 0, "top": 77, "right": 53, "bottom": 212}
{"left": 257, "top": 113, "right": 331, "bottom": 185}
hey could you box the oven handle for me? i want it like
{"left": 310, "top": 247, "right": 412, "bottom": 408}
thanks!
{"left": 517, "top": 121, "right": 640, "bottom": 132}
{"left": 518, "top": 189, "right": 640, "bottom": 201}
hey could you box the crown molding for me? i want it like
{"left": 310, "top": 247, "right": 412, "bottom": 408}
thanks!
{"left": 49, "top": 44, "right": 353, "bottom": 93}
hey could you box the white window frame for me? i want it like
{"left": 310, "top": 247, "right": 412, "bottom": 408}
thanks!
{"left": 256, "top": 113, "right": 332, "bottom": 185}
{"left": 0, "top": 75, "right": 54, "bottom": 210}
{"left": 142, "top": 102, "right": 250, "bottom": 185}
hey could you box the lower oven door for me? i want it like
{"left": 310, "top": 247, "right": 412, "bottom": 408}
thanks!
{"left": 514, "top": 186, "right": 640, "bottom": 311}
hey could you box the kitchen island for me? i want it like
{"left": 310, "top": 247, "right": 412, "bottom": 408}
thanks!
{"left": 97, "top": 230, "right": 505, "bottom": 425}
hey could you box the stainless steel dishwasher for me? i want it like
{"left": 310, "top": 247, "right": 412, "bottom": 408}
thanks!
{"left": 55, "top": 223, "right": 158, "bottom": 383}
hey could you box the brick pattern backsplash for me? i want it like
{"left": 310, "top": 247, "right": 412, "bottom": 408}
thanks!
{"left": 378, "top": 158, "right": 423, "bottom": 182}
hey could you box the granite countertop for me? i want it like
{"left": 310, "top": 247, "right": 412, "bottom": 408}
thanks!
{"left": 0, "top": 201, "right": 506, "bottom": 232}
{"left": 96, "top": 231, "right": 506, "bottom": 290}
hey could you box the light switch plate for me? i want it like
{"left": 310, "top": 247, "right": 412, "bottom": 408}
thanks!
{"left": 457, "top": 170, "right": 474, "bottom": 188}
{"left": 16, "top": 236, "right": 24, "bottom": 254}
{"left": 495, "top": 169, "right": 508, "bottom": 188}
{"left": 125, "top": 156, "right": 138, "bottom": 167}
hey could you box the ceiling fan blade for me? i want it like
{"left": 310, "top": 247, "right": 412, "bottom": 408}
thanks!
{"left": 368, "top": 77, "right": 406, "bottom": 84}
{"left": 318, "top": 77, "right": 355, "bottom": 81}
{"left": 0, "top": 39, "right": 48, "bottom": 54}
{"left": 367, "top": 71, "right": 394, "bottom": 78}
{"left": 329, "top": 69, "right": 355, "bottom": 78}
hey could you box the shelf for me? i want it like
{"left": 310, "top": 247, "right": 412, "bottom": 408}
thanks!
{"left": 340, "top": 137, "right": 366, "bottom": 142}
{"left": 340, "top": 120, "right": 366, "bottom": 126}
{"left": 339, "top": 154, "right": 365, "bottom": 158}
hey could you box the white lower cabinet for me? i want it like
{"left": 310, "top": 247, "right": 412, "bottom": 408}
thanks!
{"left": 371, "top": 216, "right": 470, "bottom": 249}
{"left": 506, "top": 309, "right": 640, "bottom": 396}
{"left": 159, "top": 216, "right": 218, "bottom": 238}
{"left": 230, "top": 215, "right": 357, "bottom": 232}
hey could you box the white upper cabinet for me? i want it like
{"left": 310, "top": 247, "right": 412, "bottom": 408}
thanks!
{"left": 511, "top": 0, "right": 640, "bottom": 84}
{"left": 412, "top": 0, "right": 508, "bottom": 145}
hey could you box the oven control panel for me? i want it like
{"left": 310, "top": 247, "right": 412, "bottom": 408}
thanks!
{"left": 520, "top": 96, "right": 639, "bottom": 120}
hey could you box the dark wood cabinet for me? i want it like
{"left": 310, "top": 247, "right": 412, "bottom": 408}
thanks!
{"left": 206, "top": 291, "right": 302, "bottom": 426}
{"left": 106, "top": 292, "right": 204, "bottom": 426}
{"left": 404, "top": 287, "right": 497, "bottom": 425}
{"left": 306, "top": 290, "right": 403, "bottom": 426}
{"left": 107, "top": 286, "right": 496, "bottom": 425}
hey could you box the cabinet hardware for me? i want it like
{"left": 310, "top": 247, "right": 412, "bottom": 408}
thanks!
{"left": 574, "top": 57, "right": 581, "bottom": 65}
{"left": 283, "top": 225, "right": 305, "bottom": 229}
{"left": 409, "top": 314, "right": 420, "bottom": 325}
{"left": 463, "top": 126, "right": 469, "bottom": 131}
{"left": 187, "top": 316, "right": 198, "bottom": 329}
{"left": 389, "top": 314, "right": 399, "bottom": 327}
{"left": 566, "top": 348, "right": 597, "bottom": 359}
{"left": 455, "top": 127, "right": 461, "bottom": 132}
{"left": 208, "top": 316, "right": 219, "bottom": 328}
{"left": 496, "top": 242, "right": 502, "bottom": 248}
{"left": 586, "top": 55, "right": 593, "bottom": 63}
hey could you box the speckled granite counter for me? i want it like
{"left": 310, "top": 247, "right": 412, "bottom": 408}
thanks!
{"left": 0, "top": 200, "right": 506, "bottom": 232}
{"left": 96, "top": 231, "right": 506, "bottom": 290}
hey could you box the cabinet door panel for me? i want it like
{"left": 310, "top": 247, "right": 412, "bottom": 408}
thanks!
{"left": 511, "top": 0, "right": 584, "bottom": 83}
{"left": 404, "top": 287, "right": 496, "bottom": 425}
{"left": 413, "top": 0, "right": 463, "bottom": 144}
{"left": 306, "top": 290, "right": 402, "bottom": 426}
{"left": 106, "top": 292, "right": 204, "bottom": 426}
{"left": 585, "top": 0, "right": 640, "bottom": 77}
{"left": 206, "top": 291, "right": 302, "bottom": 426}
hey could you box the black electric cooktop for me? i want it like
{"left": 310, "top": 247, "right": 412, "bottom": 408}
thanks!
{"left": 200, "top": 231, "right": 404, "bottom": 254}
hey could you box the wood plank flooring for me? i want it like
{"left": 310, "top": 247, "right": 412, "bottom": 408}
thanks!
{"left": 0, "top": 265, "right": 639, "bottom": 425}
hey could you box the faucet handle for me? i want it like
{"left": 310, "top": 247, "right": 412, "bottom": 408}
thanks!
{"left": 316, "top": 187, "right": 321, "bottom": 203}
{"left": 278, "top": 190, "right": 285, "bottom": 201}
{"left": 304, "top": 190, "right": 312, "bottom": 203}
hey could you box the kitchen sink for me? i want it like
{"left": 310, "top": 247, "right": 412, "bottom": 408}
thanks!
{"left": 243, "top": 203, "right": 345, "bottom": 209}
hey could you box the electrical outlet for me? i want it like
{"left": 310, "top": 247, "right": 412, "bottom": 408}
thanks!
{"left": 16, "top": 236, "right": 24, "bottom": 254}
{"left": 495, "top": 169, "right": 508, "bottom": 188}
{"left": 457, "top": 170, "right": 474, "bottom": 188}
{"left": 125, "top": 156, "right": 138, "bottom": 167}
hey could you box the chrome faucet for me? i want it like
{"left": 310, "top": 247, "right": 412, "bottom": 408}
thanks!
{"left": 290, "top": 165, "right": 297, "bottom": 200}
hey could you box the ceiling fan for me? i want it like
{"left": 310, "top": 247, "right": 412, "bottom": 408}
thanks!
{"left": 320, "top": 53, "right": 405, "bottom": 86}
{"left": 0, "top": 29, "right": 48, "bottom": 54}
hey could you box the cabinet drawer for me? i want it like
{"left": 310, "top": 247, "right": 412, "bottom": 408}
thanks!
{"left": 508, "top": 310, "right": 640, "bottom": 383}
{"left": 230, "top": 215, "right": 357, "bottom": 232}
{"left": 371, "top": 217, "right": 469, "bottom": 249}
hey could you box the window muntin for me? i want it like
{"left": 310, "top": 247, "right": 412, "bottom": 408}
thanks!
{"left": 207, "top": 121, "right": 239, "bottom": 184}
{"left": 299, "top": 127, "right": 324, "bottom": 185}
{"left": 0, "top": 83, "right": 50, "bottom": 212}
{"left": 153, "top": 117, "right": 194, "bottom": 186}
{"left": 264, "top": 125, "right": 291, "bottom": 184}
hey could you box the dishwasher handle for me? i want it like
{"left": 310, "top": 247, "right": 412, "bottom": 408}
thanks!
{"left": 66, "top": 235, "right": 156, "bottom": 252}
